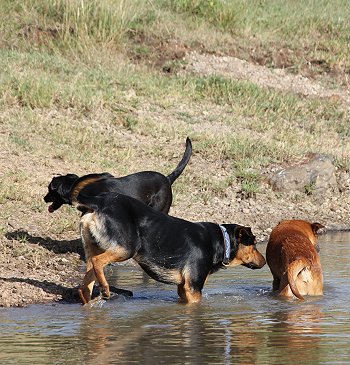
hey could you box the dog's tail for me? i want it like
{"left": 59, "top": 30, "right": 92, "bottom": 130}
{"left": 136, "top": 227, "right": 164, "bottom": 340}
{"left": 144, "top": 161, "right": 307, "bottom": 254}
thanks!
{"left": 287, "top": 259, "right": 308, "bottom": 300}
{"left": 167, "top": 137, "right": 192, "bottom": 185}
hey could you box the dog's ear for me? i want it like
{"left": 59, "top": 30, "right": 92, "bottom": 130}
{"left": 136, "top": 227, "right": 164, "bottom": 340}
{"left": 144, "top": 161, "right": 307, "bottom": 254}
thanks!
{"left": 311, "top": 222, "right": 326, "bottom": 235}
{"left": 51, "top": 174, "right": 79, "bottom": 200}
{"left": 237, "top": 226, "right": 255, "bottom": 245}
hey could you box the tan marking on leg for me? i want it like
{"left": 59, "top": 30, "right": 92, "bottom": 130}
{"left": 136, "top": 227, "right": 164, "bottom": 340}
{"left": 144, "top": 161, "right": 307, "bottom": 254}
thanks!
{"left": 79, "top": 260, "right": 98, "bottom": 305}
{"left": 91, "top": 247, "right": 131, "bottom": 301}
{"left": 177, "top": 267, "right": 203, "bottom": 304}
{"left": 79, "top": 213, "right": 104, "bottom": 304}
{"left": 183, "top": 287, "right": 202, "bottom": 304}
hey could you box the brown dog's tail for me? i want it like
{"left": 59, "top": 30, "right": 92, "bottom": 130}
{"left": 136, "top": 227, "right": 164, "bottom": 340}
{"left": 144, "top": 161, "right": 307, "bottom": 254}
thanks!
{"left": 167, "top": 137, "right": 192, "bottom": 185}
{"left": 287, "top": 259, "right": 308, "bottom": 300}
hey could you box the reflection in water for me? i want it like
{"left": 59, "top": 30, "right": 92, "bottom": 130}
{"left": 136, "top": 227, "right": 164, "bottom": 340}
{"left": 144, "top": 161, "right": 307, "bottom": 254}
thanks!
{"left": 265, "top": 305, "right": 324, "bottom": 364}
{"left": 0, "top": 232, "right": 350, "bottom": 365}
{"left": 71, "top": 303, "right": 267, "bottom": 365}
{"left": 72, "top": 302, "right": 326, "bottom": 365}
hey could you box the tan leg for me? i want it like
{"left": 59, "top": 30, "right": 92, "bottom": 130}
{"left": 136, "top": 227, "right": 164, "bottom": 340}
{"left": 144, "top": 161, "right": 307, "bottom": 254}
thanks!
{"left": 177, "top": 281, "right": 202, "bottom": 304}
{"left": 78, "top": 259, "right": 96, "bottom": 304}
{"left": 79, "top": 216, "right": 103, "bottom": 304}
{"left": 185, "top": 290, "right": 202, "bottom": 304}
{"left": 300, "top": 267, "right": 323, "bottom": 296}
{"left": 91, "top": 248, "right": 131, "bottom": 301}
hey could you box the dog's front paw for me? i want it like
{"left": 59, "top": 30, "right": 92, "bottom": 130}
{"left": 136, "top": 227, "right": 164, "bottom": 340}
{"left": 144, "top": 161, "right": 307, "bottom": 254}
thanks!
{"left": 100, "top": 286, "right": 111, "bottom": 300}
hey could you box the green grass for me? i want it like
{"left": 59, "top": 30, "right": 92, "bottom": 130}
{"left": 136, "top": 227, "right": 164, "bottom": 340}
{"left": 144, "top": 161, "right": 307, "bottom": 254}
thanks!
{"left": 0, "top": 0, "right": 350, "bottom": 237}
{"left": 1, "top": 47, "right": 348, "bottom": 176}
{"left": 1, "top": 0, "right": 349, "bottom": 74}
{"left": 162, "top": 0, "right": 350, "bottom": 75}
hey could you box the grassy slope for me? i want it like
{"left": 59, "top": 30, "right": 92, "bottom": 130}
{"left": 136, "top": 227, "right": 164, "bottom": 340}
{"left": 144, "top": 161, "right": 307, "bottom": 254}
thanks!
{"left": 0, "top": 0, "right": 349, "bottom": 241}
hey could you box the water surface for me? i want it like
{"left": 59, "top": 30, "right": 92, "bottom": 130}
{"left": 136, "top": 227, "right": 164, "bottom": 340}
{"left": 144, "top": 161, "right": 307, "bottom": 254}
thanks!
{"left": 1, "top": 232, "right": 349, "bottom": 364}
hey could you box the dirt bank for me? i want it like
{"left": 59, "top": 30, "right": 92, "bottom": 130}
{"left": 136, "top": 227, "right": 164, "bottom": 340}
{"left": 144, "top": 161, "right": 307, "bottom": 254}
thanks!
{"left": 1, "top": 150, "right": 349, "bottom": 307}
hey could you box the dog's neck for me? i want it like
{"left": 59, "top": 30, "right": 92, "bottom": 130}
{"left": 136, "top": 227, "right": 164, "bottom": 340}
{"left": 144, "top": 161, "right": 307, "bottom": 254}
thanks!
{"left": 219, "top": 225, "right": 232, "bottom": 266}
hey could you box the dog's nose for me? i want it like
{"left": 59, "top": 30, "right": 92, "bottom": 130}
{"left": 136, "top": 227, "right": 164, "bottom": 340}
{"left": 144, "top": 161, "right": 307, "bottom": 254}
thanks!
{"left": 256, "top": 255, "right": 266, "bottom": 268}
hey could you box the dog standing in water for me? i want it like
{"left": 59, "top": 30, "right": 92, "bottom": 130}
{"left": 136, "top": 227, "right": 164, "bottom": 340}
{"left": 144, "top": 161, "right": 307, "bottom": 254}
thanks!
{"left": 266, "top": 219, "right": 325, "bottom": 300}
{"left": 75, "top": 192, "right": 266, "bottom": 305}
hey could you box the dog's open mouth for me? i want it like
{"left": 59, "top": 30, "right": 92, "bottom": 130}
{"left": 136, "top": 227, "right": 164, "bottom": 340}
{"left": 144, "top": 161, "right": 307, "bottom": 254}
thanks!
{"left": 46, "top": 199, "right": 64, "bottom": 213}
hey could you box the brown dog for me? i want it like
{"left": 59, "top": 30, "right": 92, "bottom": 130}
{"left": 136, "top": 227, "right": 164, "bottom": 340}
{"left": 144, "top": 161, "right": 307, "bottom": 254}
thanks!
{"left": 266, "top": 220, "right": 325, "bottom": 300}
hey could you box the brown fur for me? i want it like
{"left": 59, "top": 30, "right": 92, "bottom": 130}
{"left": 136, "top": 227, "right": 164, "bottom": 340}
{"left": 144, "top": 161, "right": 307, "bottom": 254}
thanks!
{"left": 266, "top": 220, "right": 325, "bottom": 300}
{"left": 70, "top": 176, "right": 106, "bottom": 204}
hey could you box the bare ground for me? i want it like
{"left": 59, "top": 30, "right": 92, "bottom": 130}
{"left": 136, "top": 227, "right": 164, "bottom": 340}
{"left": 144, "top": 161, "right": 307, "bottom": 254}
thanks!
{"left": 1, "top": 52, "right": 350, "bottom": 307}
{"left": 185, "top": 51, "right": 350, "bottom": 106}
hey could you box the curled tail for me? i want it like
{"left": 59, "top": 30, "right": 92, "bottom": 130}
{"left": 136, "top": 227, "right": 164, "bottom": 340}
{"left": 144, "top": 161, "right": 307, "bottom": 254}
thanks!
{"left": 287, "top": 259, "right": 308, "bottom": 300}
{"left": 167, "top": 137, "right": 192, "bottom": 185}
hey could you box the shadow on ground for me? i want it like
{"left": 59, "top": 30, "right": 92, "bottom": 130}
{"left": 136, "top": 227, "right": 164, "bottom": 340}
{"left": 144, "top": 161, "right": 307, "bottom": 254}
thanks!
{"left": 5, "top": 230, "right": 85, "bottom": 260}
{"left": 0, "top": 276, "right": 81, "bottom": 303}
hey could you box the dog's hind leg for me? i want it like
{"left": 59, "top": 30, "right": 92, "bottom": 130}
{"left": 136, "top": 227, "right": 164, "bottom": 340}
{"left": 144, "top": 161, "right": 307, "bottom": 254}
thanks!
{"left": 92, "top": 247, "right": 132, "bottom": 301}
{"left": 278, "top": 273, "right": 294, "bottom": 298}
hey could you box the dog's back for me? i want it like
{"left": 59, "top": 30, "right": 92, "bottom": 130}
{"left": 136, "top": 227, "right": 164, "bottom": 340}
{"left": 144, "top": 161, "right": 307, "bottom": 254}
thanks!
{"left": 44, "top": 138, "right": 192, "bottom": 214}
{"left": 266, "top": 220, "right": 324, "bottom": 299}
{"left": 71, "top": 171, "right": 172, "bottom": 213}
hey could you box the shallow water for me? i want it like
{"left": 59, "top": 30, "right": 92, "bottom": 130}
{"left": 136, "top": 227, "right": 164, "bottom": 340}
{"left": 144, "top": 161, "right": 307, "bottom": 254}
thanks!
{"left": 1, "top": 232, "right": 350, "bottom": 365}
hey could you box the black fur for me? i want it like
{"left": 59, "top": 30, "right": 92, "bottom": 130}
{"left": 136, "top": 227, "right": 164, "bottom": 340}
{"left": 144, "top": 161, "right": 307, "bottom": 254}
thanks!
{"left": 44, "top": 138, "right": 192, "bottom": 214}
{"left": 77, "top": 192, "right": 266, "bottom": 303}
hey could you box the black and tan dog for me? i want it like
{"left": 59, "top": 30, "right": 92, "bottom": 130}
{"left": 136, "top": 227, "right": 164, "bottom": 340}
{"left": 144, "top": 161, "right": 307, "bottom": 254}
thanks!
{"left": 44, "top": 138, "right": 192, "bottom": 214}
{"left": 266, "top": 219, "right": 325, "bottom": 300}
{"left": 74, "top": 192, "right": 266, "bottom": 305}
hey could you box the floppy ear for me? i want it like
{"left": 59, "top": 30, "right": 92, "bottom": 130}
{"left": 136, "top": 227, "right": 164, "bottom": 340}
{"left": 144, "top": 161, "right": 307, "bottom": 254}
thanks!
{"left": 237, "top": 226, "right": 255, "bottom": 244}
{"left": 50, "top": 176, "right": 61, "bottom": 190}
{"left": 51, "top": 174, "right": 79, "bottom": 201}
{"left": 311, "top": 222, "right": 325, "bottom": 235}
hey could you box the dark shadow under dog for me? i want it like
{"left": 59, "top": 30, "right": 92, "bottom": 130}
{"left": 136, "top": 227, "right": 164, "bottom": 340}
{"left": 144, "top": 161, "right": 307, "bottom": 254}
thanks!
{"left": 0, "top": 276, "right": 80, "bottom": 303}
{"left": 4, "top": 230, "right": 133, "bottom": 303}
{"left": 5, "top": 230, "right": 85, "bottom": 260}
{"left": 0, "top": 277, "right": 132, "bottom": 304}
